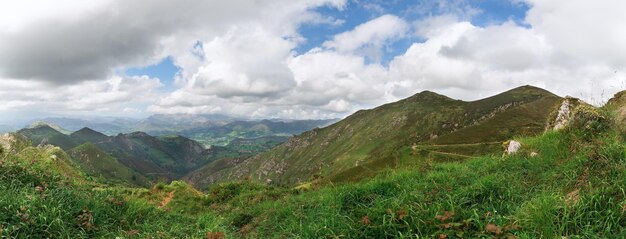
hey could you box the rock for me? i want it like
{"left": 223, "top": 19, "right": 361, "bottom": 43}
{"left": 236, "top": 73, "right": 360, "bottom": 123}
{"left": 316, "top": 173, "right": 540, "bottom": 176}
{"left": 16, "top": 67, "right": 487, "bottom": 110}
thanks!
{"left": 553, "top": 99, "right": 572, "bottom": 130}
{"left": 505, "top": 140, "right": 522, "bottom": 155}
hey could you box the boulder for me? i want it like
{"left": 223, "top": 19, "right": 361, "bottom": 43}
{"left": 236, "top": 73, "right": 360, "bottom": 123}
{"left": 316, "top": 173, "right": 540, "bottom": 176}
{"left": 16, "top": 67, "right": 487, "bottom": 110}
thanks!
{"left": 505, "top": 140, "right": 522, "bottom": 155}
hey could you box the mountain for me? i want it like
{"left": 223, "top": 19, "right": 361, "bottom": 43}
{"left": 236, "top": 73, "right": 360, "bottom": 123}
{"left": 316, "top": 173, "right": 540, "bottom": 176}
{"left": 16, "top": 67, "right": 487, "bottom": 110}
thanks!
{"left": 28, "top": 121, "right": 72, "bottom": 134}
{"left": 179, "top": 119, "right": 336, "bottom": 146}
{"left": 68, "top": 143, "right": 150, "bottom": 186}
{"left": 16, "top": 125, "right": 249, "bottom": 182}
{"left": 17, "top": 123, "right": 289, "bottom": 183}
{"left": 186, "top": 85, "right": 563, "bottom": 187}
{"left": 70, "top": 127, "right": 110, "bottom": 144}
{"left": 35, "top": 117, "right": 136, "bottom": 135}
{"left": 17, "top": 124, "right": 78, "bottom": 150}
{"left": 29, "top": 115, "right": 335, "bottom": 148}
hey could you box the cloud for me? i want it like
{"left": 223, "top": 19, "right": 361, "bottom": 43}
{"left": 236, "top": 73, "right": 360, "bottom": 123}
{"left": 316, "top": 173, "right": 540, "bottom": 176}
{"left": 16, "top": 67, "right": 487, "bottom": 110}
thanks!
{"left": 0, "top": 0, "right": 347, "bottom": 84}
{"left": 2, "top": 0, "right": 626, "bottom": 120}
{"left": 388, "top": 3, "right": 626, "bottom": 102}
{"left": 185, "top": 26, "right": 297, "bottom": 99}
{"left": 524, "top": 0, "right": 626, "bottom": 67}
{"left": 0, "top": 75, "right": 162, "bottom": 112}
{"left": 323, "top": 14, "right": 409, "bottom": 61}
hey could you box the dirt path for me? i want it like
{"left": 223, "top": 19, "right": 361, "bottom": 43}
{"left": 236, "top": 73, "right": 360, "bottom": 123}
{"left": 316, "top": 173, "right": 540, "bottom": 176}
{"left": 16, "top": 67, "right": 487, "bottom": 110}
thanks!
{"left": 158, "top": 191, "right": 175, "bottom": 209}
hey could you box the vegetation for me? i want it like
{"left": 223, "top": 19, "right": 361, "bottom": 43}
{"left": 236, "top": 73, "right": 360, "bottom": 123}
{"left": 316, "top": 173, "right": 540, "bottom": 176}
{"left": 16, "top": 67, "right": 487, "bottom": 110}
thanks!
{"left": 186, "top": 85, "right": 563, "bottom": 186}
{"left": 2, "top": 87, "right": 626, "bottom": 238}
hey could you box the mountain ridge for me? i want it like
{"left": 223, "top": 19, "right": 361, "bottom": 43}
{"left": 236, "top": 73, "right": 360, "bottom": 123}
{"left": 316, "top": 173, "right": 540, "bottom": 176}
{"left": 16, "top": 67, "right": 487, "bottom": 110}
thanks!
{"left": 185, "top": 85, "right": 563, "bottom": 187}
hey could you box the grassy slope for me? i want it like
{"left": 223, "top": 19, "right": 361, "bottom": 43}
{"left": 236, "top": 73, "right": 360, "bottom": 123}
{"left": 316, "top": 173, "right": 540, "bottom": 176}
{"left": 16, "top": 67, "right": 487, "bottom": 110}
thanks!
{"left": 68, "top": 143, "right": 151, "bottom": 186}
{"left": 188, "top": 86, "right": 562, "bottom": 186}
{"left": 0, "top": 135, "right": 229, "bottom": 238}
{"left": 2, "top": 90, "right": 626, "bottom": 238}
{"left": 200, "top": 103, "right": 624, "bottom": 238}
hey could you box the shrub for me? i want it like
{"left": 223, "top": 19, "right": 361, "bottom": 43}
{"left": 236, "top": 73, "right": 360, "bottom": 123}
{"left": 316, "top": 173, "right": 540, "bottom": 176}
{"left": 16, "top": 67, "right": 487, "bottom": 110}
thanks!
{"left": 569, "top": 105, "right": 610, "bottom": 140}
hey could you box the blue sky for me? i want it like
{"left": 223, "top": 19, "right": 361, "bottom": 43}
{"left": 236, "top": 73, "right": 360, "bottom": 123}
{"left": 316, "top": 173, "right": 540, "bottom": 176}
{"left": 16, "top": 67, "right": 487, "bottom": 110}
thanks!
{"left": 125, "top": 0, "right": 529, "bottom": 87}
{"left": 1, "top": 0, "right": 625, "bottom": 122}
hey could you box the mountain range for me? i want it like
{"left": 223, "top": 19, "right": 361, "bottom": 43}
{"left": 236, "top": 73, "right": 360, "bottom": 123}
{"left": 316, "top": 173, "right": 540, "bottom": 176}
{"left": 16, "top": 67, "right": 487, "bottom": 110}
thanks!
{"left": 184, "top": 85, "right": 562, "bottom": 188}
{"left": 4, "top": 85, "right": 626, "bottom": 238}
{"left": 13, "top": 117, "right": 331, "bottom": 186}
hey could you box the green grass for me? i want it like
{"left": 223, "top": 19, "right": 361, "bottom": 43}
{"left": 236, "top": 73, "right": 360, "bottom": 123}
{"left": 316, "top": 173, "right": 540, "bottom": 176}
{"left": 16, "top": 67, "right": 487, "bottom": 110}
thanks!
{"left": 0, "top": 139, "right": 230, "bottom": 238}
{"left": 3, "top": 89, "right": 626, "bottom": 238}
{"left": 197, "top": 128, "right": 626, "bottom": 238}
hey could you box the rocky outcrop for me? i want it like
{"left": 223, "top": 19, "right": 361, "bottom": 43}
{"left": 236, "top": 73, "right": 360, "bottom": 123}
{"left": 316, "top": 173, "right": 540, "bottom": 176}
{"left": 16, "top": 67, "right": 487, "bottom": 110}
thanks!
{"left": 504, "top": 140, "right": 522, "bottom": 155}
{"left": 552, "top": 99, "right": 572, "bottom": 130}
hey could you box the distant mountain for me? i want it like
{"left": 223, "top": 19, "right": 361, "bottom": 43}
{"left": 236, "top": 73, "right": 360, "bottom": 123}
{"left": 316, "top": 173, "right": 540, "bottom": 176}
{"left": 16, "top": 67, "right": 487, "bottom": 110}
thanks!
{"left": 29, "top": 115, "right": 336, "bottom": 148}
{"left": 16, "top": 124, "right": 286, "bottom": 184}
{"left": 28, "top": 121, "right": 72, "bottom": 134}
{"left": 185, "top": 85, "right": 564, "bottom": 187}
{"left": 35, "top": 117, "right": 138, "bottom": 135}
{"left": 179, "top": 119, "right": 336, "bottom": 146}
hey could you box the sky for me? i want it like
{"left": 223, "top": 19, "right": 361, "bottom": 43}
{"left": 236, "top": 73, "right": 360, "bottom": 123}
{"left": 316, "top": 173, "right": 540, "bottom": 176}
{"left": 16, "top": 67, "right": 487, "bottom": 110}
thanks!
{"left": 1, "top": 0, "right": 626, "bottom": 123}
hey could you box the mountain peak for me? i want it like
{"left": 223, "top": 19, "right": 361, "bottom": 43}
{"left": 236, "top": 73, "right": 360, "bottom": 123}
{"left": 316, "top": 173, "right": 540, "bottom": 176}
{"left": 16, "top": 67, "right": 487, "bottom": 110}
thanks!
{"left": 28, "top": 121, "right": 71, "bottom": 134}
{"left": 505, "top": 85, "right": 555, "bottom": 96}
{"left": 406, "top": 90, "right": 454, "bottom": 102}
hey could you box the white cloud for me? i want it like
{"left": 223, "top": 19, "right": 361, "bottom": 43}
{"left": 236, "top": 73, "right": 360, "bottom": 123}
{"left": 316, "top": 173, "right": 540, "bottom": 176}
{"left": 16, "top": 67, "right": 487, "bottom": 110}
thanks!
{"left": 323, "top": 14, "right": 409, "bottom": 61}
{"left": 0, "top": 75, "right": 162, "bottom": 112}
{"left": 2, "top": 0, "right": 626, "bottom": 120}
{"left": 185, "top": 26, "right": 297, "bottom": 99}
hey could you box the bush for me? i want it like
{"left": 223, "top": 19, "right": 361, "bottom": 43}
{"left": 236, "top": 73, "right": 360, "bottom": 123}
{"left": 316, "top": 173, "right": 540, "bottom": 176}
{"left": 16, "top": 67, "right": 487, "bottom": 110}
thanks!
{"left": 569, "top": 105, "right": 610, "bottom": 140}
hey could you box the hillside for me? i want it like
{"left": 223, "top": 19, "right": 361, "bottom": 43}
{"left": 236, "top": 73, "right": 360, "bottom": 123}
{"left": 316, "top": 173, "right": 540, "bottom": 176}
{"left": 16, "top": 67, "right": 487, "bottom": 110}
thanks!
{"left": 1, "top": 89, "right": 625, "bottom": 238}
{"left": 68, "top": 143, "right": 150, "bottom": 186}
{"left": 186, "top": 85, "right": 563, "bottom": 187}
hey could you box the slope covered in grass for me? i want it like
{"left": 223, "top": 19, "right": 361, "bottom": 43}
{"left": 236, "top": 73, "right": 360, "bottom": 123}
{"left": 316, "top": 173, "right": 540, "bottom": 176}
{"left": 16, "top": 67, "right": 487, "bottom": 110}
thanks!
{"left": 0, "top": 134, "right": 229, "bottom": 238}
{"left": 68, "top": 143, "right": 150, "bottom": 186}
{"left": 2, "top": 88, "right": 626, "bottom": 238}
{"left": 187, "top": 85, "right": 562, "bottom": 186}
{"left": 201, "top": 106, "right": 625, "bottom": 238}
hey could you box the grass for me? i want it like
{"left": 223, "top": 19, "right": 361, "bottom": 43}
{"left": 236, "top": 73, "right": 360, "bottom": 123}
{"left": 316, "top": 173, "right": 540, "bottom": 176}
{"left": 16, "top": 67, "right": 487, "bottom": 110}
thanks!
{"left": 0, "top": 137, "right": 230, "bottom": 238}
{"left": 3, "top": 90, "right": 626, "bottom": 238}
{"left": 201, "top": 117, "right": 626, "bottom": 238}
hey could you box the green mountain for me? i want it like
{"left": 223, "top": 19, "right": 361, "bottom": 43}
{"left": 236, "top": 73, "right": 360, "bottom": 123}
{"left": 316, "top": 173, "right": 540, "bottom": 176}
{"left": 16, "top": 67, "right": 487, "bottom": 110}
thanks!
{"left": 34, "top": 115, "right": 335, "bottom": 147}
{"left": 17, "top": 125, "right": 258, "bottom": 183}
{"left": 178, "top": 119, "right": 336, "bottom": 146}
{"left": 186, "top": 85, "right": 563, "bottom": 187}
{"left": 68, "top": 143, "right": 150, "bottom": 186}
{"left": 70, "top": 127, "right": 110, "bottom": 144}
{"left": 17, "top": 124, "right": 78, "bottom": 150}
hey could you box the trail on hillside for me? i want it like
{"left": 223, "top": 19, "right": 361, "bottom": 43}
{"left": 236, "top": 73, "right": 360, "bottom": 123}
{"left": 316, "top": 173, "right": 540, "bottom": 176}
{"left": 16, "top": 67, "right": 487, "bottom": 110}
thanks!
{"left": 158, "top": 191, "right": 175, "bottom": 208}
